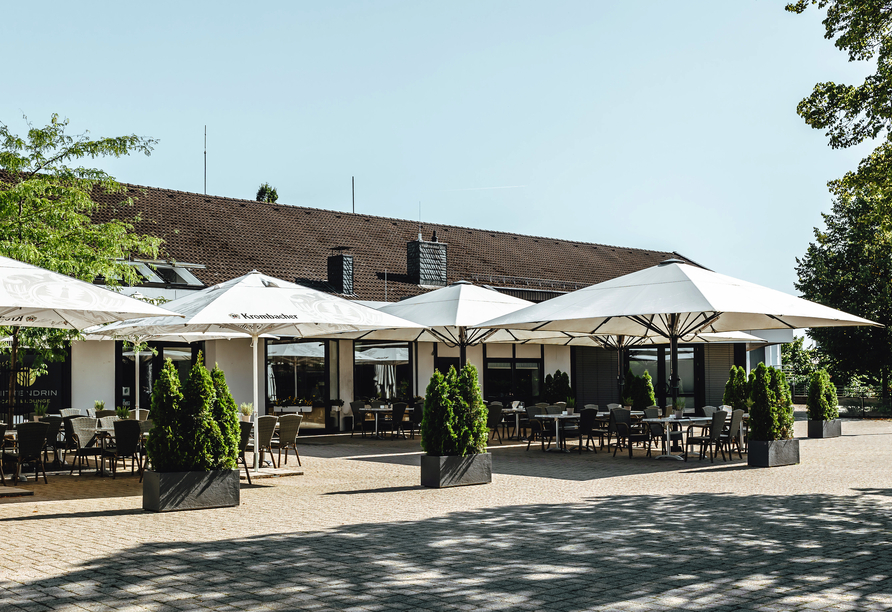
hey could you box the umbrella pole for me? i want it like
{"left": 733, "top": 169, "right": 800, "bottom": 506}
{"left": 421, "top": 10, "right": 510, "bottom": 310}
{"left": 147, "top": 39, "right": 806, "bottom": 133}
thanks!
{"left": 459, "top": 343, "right": 467, "bottom": 369}
{"left": 134, "top": 345, "right": 140, "bottom": 414}
{"left": 252, "top": 333, "right": 260, "bottom": 472}
{"left": 669, "top": 333, "right": 679, "bottom": 408}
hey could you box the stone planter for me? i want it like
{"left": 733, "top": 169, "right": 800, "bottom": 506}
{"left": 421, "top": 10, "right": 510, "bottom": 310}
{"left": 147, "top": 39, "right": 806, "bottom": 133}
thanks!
{"left": 421, "top": 453, "right": 492, "bottom": 488}
{"left": 143, "top": 469, "right": 240, "bottom": 512}
{"left": 808, "top": 419, "right": 841, "bottom": 439}
{"left": 748, "top": 439, "right": 799, "bottom": 468}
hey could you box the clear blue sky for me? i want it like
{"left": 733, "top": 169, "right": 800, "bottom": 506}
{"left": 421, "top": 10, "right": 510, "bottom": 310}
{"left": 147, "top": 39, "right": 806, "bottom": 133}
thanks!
{"left": 1, "top": 1, "right": 874, "bottom": 293}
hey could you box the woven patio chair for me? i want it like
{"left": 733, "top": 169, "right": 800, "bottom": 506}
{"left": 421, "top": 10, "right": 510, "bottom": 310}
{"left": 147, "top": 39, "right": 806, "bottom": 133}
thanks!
{"left": 238, "top": 420, "right": 254, "bottom": 485}
{"left": 719, "top": 409, "right": 745, "bottom": 459}
{"left": 105, "top": 420, "right": 143, "bottom": 479}
{"left": 612, "top": 408, "right": 651, "bottom": 458}
{"left": 1, "top": 421, "right": 49, "bottom": 485}
{"left": 349, "top": 401, "right": 368, "bottom": 437}
{"left": 96, "top": 410, "right": 117, "bottom": 419}
{"left": 685, "top": 410, "right": 727, "bottom": 462}
{"left": 486, "top": 404, "right": 503, "bottom": 444}
{"left": 276, "top": 414, "right": 303, "bottom": 467}
{"left": 69, "top": 416, "right": 102, "bottom": 475}
{"left": 60, "top": 408, "right": 81, "bottom": 418}
{"left": 256, "top": 415, "right": 279, "bottom": 468}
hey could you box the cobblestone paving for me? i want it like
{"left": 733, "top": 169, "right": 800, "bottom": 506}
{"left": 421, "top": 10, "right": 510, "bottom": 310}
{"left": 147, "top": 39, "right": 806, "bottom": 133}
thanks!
{"left": 1, "top": 418, "right": 891, "bottom": 611}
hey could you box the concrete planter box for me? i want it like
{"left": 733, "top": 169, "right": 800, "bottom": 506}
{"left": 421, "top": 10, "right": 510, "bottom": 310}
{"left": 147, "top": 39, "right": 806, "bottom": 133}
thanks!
{"left": 808, "top": 419, "right": 841, "bottom": 438}
{"left": 421, "top": 453, "right": 492, "bottom": 488}
{"left": 143, "top": 469, "right": 240, "bottom": 512}
{"left": 748, "top": 439, "right": 799, "bottom": 468}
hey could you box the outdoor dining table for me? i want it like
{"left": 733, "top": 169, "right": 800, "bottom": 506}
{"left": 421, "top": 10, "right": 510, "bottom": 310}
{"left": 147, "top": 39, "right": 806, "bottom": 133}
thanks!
{"left": 500, "top": 407, "right": 525, "bottom": 439}
{"left": 534, "top": 412, "right": 580, "bottom": 453}
{"left": 363, "top": 406, "right": 413, "bottom": 440}
{"left": 641, "top": 416, "right": 710, "bottom": 461}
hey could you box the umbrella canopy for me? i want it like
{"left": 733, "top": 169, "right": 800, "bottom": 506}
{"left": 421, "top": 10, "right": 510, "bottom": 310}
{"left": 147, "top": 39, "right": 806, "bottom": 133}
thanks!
{"left": 0, "top": 255, "right": 176, "bottom": 328}
{"left": 91, "top": 270, "right": 423, "bottom": 469}
{"left": 480, "top": 260, "right": 880, "bottom": 403}
{"left": 331, "top": 281, "right": 577, "bottom": 365}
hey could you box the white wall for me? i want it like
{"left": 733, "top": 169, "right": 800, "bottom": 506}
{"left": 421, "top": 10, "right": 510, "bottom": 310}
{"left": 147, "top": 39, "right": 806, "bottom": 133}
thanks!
{"left": 417, "top": 342, "right": 435, "bottom": 396}
{"left": 71, "top": 340, "right": 115, "bottom": 411}
{"left": 466, "top": 344, "right": 484, "bottom": 391}
{"left": 204, "top": 338, "right": 263, "bottom": 412}
{"left": 338, "top": 339, "right": 354, "bottom": 404}
{"left": 543, "top": 345, "right": 572, "bottom": 382}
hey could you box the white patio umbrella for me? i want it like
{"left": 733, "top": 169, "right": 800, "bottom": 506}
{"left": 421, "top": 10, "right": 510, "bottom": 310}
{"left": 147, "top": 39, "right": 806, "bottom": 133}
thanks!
{"left": 331, "top": 280, "right": 580, "bottom": 366}
{"left": 480, "top": 259, "right": 880, "bottom": 404}
{"left": 0, "top": 255, "right": 177, "bottom": 424}
{"left": 92, "top": 270, "right": 424, "bottom": 469}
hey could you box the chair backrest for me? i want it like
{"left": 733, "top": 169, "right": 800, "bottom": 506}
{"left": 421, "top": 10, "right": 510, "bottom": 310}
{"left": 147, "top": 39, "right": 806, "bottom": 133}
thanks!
{"left": 96, "top": 410, "right": 117, "bottom": 418}
{"left": 607, "top": 403, "right": 621, "bottom": 411}
{"left": 726, "top": 409, "right": 744, "bottom": 437}
{"left": 15, "top": 421, "right": 49, "bottom": 460}
{"left": 643, "top": 407, "right": 662, "bottom": 436}
{"left": 60, "top": 408, "right": 82, "bottom": 418}
{"left": 256, "top": 415, "right": 278, "bottom": 446}
{"left": 391, "top": 402, "right": 408, "bottom": 424}
{"left": 0, "top": 423, "right": 6, "bottom": 448}
{"left": 584, "top": 404, "right": 598, "bottom": 411}
{"left": 42, "top": 415, "right": 63, "bottom": 448}
{"left": 134, "top": 409, "right": 149, "bottom": 421}
{"left": 546, "top": 405, "right": 563, "bottom": 414}
{"left": 535, "top": 402, "right": 549, "bottom": 408}
{"left": 411, "top": 404, "right": 424, "bottom": 424}
{"left": 112, "top": 419, "right": 142, "bottom": 456}
{"left": 643, "top": 407, "right": 660, "bottom": 419}
{"left": 369, "top": 400, "right": 383, "bottom": 409}
{"left": 579, "top": 408, "right": 598, "bottom": 433}
{"left": 71, "top": 416, "right": 99, "bottom": 450}
{"left": 554, "top": 401, "right": 567, "bottom": 408}
{"left": 350, "top": 401, "right": 366, "bottom": 416}
{"left": 486, "top": 404, "right": 502, "bottom": 429}
{"left": 84, "top": 407, "right": 96, "bottom": 418}
{"left": 140, "top": 420, "right": 154, "bottom": 435}
{"left": 490, "top": 401, "right": 503, "bottom": 407}
{"left": 277, "top": 414, "right": 303, "bottom": 444}
{"left": 702, "top": 405, "right": 717, "bottom": 417}
{"left": 238, "top": 420, "right": 254, "bottom": 453}
{"left": 708, "top": 410, "right": 728, "bottom": 441}
{"left": 99, "top": 416, "right": 117, "bottom": 429}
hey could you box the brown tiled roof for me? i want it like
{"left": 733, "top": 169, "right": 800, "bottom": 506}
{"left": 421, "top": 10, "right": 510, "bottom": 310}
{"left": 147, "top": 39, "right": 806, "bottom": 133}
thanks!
{"left": 91, "top": 181, "right": 696, "bottom": 301}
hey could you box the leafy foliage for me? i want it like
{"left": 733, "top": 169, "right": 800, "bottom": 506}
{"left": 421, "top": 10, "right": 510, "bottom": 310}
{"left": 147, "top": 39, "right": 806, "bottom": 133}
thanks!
{"left": 625, "top": 368, "right": 656, "bottom": 409}
{"left": 420, "top": 365, "right": 488, "bottom": 456}
{"left": 807, "top": 369, "right": 840, "bottom": 420}
{"left": 543, "top": 369, "right": 572, "bottom": 403}
{"left": 748, "top": 363, "right": 795, "bottom": 442}
{"left": 146, "top": 356, "right": 237, "bottom": 472}
{"left": 0, "top": 113, "right": 163, "bottom": 422}
{"left": 210, "top": 365, "right": 240, "bottom": 469}
{"left": 786, "top": 1, "right": 892, "bottom": 197}
{"left": 781, "top": 336, "right": 820, "bottom": 389}
{"left": 256, "top": 182, "right": 278, "bottom": 203}
{"left": 795, "top": 189, "right": 892, "bottom": 393}
{"left": 723, "top": 365, "right": 750, "bottom": 411}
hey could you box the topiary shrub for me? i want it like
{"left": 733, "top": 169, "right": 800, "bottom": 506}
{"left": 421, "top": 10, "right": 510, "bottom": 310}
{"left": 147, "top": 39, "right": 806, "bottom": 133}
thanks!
{"left": 807, "top": 369, "right": 839, "bottom": 421}
{"left": 146, "top": 354, "right": 235, "bottom": 472}
{"left": 420, "top": 364, "right": 488, "bottom": 456}
{"left": 769, "top": 366, "right": 795, "bottom": 440}
{"left": 723, "top": 365, "right": 749, "bottom": 411}
{"left": 748, "top": 363, "right": 795, "bottom": 442}
{"left": 626, "top": 368, "right": 656, "bottom": 409}
{"left": 210, "top": 365, "right": 240, "bottom": 469}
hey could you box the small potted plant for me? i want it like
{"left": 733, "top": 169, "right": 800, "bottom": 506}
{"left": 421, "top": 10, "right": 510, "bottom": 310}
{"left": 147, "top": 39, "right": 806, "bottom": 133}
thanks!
{"left": 94, "top": 400, "right": 105, "bottom": 412}
{"left": 239, "top": 402, "right": 254, "bottom": 422}
{"left": 748, "top": 363, "right": 798, "bottom": 467}
{"left": 143, "top": 355, "right": 240, "bottom": 512}
{"left": 33, "top": 400, "right": 49, "bottom": 421}
{"left": 115, "top": 406, "right": 131, "bottom": 420}
{"left": 420, "top": 364, "right": 490, "bottom": 488}
{"left": 673, "top": 397, "right": 685, "bottom": 419}
{"left": 622, "top": 396, "right": 634, "bottom": 410}
{"left": 807, "top": 369, "right": 841, "bottom": 438}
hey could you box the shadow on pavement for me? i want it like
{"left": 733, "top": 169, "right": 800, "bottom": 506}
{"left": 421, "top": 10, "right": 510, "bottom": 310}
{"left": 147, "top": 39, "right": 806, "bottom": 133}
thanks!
{"left": 2, "top": 491, "right": 891, "bottom": 611}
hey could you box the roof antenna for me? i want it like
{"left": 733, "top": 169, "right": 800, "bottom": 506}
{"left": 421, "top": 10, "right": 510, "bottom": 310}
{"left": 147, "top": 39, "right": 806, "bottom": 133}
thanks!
{"left": 352, "top": 176, "right": 355, "bottom": 214}
{"left": 418, "top": 201, "right": 422, "bottom": 240}
{"left": 203, "top": 125, "right": 207, "bottom": 195}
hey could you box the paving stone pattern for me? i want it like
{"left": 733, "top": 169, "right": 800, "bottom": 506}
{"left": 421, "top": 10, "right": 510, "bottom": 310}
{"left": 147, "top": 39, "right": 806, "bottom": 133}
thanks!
{"left": 1, "top": 419, "right": 891, "bottom": 611}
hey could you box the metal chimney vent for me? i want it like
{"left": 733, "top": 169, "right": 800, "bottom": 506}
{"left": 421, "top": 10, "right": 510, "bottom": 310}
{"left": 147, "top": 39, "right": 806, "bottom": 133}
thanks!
{"left": 327, "top": 252, "right": 354, "bottom": 294}
{"left": 407, "top": 237, "right": 447, "bottom": 286}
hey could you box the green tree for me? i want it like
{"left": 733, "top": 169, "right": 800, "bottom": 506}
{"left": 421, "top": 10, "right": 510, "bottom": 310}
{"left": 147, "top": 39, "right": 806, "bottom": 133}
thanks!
{"left": 453, "top": 364, "right": 489, "bottom": 456}
{"left": 256, "top": 182, "right": 278, "bottom": 203}
{"left": 807, "top": 368, "right": 840, "bottom": 420}
{"left": 781, "top": 336, "right": 820, "bottom": 391}
{"left": 723, "top": 365, "right": 750, "bottom": 411}
{"left": 145, "top": 359, "right": 185, "bottom": 472}
{"left": 748, "top": 363, "right": 779, "bottom": 442}
{"left": 180, "top": 355, "right": 224, "bottom": 471}
{"left": 210, "top": 365, "right": 240, "bottom": 469}
{"left": 795, "top": 189, "right": 892, "bottom": 395}
{"left": 420, "top": 365, "right": 487, "bottom": 456}
{"left": 786, "top": 1, "right": 892, "bottom": 197}
{"left": 0, "top": 113, "right": 162, "bottom": 423}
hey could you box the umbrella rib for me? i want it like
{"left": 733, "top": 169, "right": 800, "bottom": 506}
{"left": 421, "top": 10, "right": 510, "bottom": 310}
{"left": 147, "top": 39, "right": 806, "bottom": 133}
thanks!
{"left": 766, "top": 314, "right": 797, "bottom": 329}
{"left": 588, "top": 317, "right": 613, "bottom": 335}
{"left": 428, "top": 328, "right": 459, "bottom": 347}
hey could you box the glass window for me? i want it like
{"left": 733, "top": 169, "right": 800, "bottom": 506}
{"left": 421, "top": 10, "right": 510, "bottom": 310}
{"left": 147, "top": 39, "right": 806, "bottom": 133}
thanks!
{"left": 485, "top": 361, "right": 513, "bottom": 398}
{"left": 515, "top": 361, "right": 541, "bottom": 398}
{"left": 354, "top": 341, "right": 411, "bottom": 401}
{"left": 484, "top": 359, "right": 542, "bottom": 402}
{"left": 628, "top": 348, "right": 659, "bottom": 382}
{"left": 267, "top": 340, "right": 327, "bottom": 406}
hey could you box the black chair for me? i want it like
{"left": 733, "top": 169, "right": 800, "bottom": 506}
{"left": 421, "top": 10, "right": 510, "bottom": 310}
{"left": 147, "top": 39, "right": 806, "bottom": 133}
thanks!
{"left": 571, "top": 408, "right": 600, "bottom": 453}
{"left": 105, "top": 420, "right": 143, "bottom": 479}
{"left": 611, "top": 409, "right": 651, "bottom": 458}
{"left": 238, "top": 420, "right": 254, "bottom": 485}
{"left": 486, "top": 404, "right": 503, "bottom": 444}
{"left": 1, "top": 421, "right": 50, "bottom": 485}
{"left": 349, "top": 401, "right": 368, "bottom": 438}
{"left": 406, "top": 403, "right": 423, "bottom": 439}
{"left": 685, "top": 411, "right": 728, "bottom": 462}
{"left": 40, "top": 415, "right": 63, "bottom": 465}
{"left": 525, "top": 406, "right": 556, "bottom": 451}
{"left": 389, "top": 403, "right": 410, "bottom": 440}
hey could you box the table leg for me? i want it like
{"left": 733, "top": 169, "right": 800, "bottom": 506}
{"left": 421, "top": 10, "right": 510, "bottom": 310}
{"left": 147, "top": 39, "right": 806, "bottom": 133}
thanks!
{"left": 545, "top": 417, "right": 570, "bottom": 453}
{"left": 655, "top": 423, "right": 684, "bottom": 461}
